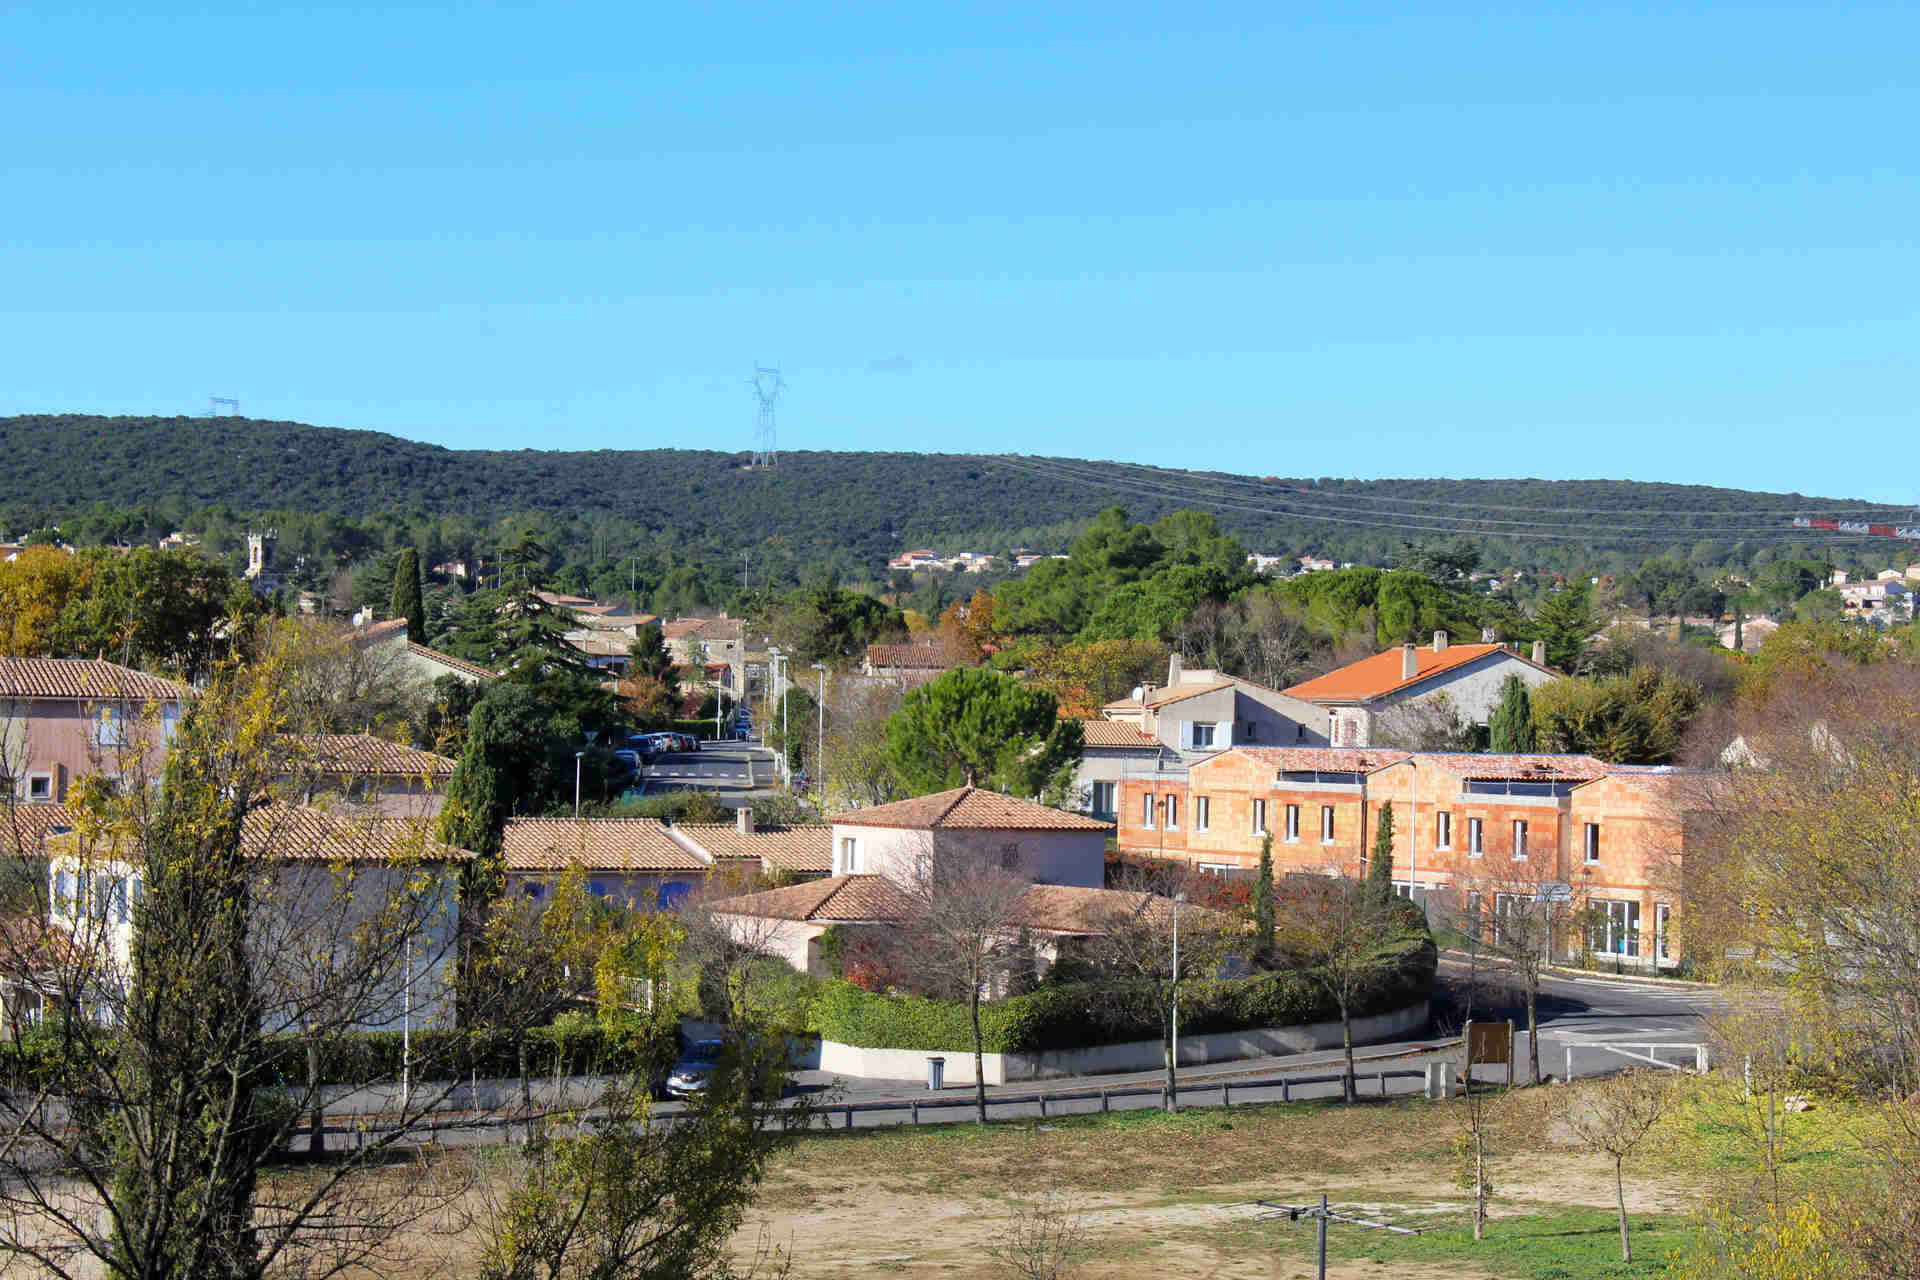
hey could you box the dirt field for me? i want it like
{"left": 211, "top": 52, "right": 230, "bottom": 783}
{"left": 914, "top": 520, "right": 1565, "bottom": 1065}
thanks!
{"left": 732, "top": 1089, "right": 1693, "bottom": 1279}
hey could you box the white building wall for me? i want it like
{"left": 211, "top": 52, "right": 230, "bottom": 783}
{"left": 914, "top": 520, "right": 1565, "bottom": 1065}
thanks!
{"left": 829, "top": 823, "right": 1105, "bottom": 888}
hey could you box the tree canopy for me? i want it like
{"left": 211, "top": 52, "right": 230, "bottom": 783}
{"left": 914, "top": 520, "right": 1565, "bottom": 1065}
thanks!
{"left": 883, "top": 668, "right": 1082, "bottom": 794}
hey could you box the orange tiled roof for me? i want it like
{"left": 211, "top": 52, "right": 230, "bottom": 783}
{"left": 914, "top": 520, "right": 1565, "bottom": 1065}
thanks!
{"left": 1226, "top": 747, "right": 1412, "bottom": 774}
{"left": 44, "top": 803, "right": 472, "bottom": 864}
{"left": 662, "top": 618, "right": 708, "bottom": 639}
{"left": 501, "top": 818, "right": 710, "bottom": 872}
{"left": 672, "top": 824, "right": 833, "bottom": 874}
{"left": 864, "top": 642, "right": 952, "bottom": 670}
{"left": 1283, "top": 643, "right": 1542, "bottom": 703}
{"left": 705, "top": 873, "right": 909, "bottom": 922}
{"left": 831, "top": 787, "right": 1112, "bottom": 832}
{"left": 0, "top": 803, "right": 81, "bottom": 854}
{"left": 0, "top": 659, "right": 186, "bottom": 702}
{"left": 1078, "top": 720, "right": 1161, "bottom": 750}
{"left": 347, "top": 618, "right": 410, "bottom": 648}
{"left": 1395, "top": 753, "right": 1608, "bottom": 782}
{"left": 287, "top": 733, "right": 457, "bottom": 779}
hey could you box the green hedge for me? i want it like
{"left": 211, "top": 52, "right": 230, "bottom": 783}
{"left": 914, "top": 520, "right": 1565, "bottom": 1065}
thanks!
{"left": 812, "top": 931, "right": 1437, "bottom": 1055}
{"left": 0, "top": 1019, "right": 674, "bottom": 1091}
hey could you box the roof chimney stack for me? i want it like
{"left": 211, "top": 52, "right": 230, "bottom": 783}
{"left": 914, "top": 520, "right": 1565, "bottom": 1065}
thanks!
{"left": 1401, "top": 642, "right": 1418, "bottom": 681}
{"left": 1432, "top": 630, "right": 1449, "bottom": 653}
{"left": 1531, "top": 640, "right": 1547, "bottom": 666}
{"left": 736, "top": 807, "right": 755, "bottom": 835}
{"left": 1168, "top": 652, "right": 1184, "bottom": 687}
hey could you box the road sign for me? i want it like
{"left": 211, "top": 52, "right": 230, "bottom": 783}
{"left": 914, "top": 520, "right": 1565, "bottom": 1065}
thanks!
{"left": 1536, "top": 882, "right": 1574, "bottom": 903}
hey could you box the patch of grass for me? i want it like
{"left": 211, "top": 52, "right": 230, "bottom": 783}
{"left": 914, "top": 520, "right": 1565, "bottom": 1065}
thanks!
{"left": 1296, "top": 1209, "right": 1691, "bottom": 1279}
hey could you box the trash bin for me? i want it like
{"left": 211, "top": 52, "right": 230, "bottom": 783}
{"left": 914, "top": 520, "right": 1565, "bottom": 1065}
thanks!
{"left": 926, "top": 1056, "right": 946, "bottom": 1091}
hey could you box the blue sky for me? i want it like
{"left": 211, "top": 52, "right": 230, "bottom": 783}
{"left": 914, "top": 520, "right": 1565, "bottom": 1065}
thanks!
{"left": 6, "top": 2, "right": 1915, "bottom": 501}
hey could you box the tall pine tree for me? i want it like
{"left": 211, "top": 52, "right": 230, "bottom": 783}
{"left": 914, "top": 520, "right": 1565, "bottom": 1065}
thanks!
{"left": 390, "top": 547, "right": 426, "bottom": 640}
{"left": 1488, "top": 674, "right": 1537, "bottom": 753}
{"left": 1253, "top": 833, "right": 1276, "bottom": 966}
{"left": 1367, "top": 801, "right": 1395, "bottom": 905}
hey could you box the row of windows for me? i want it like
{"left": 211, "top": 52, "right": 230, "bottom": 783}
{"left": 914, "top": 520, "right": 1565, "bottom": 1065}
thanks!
{"left": 1134, "top": 794, "right": 1608, "bottom": 866}
{"left": 53, "top": 867, "right": 140, "bottom": 925}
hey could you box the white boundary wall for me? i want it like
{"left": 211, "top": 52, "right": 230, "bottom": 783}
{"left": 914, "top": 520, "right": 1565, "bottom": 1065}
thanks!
{"left": 818, "top": 999, "right": 1429, "bottom": 1086}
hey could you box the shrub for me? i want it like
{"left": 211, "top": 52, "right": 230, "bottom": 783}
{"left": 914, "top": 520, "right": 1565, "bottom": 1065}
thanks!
{"left": 813, "top": 929, "right": 1436, "bottom": 1054}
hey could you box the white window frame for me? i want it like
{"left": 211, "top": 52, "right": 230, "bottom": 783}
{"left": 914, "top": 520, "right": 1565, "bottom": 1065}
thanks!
{"left": 1164, "top": 795, "right": 1179, "bottom": 829}
{"left": 97, "top": 706, "right": 127, "bottom": 748}
{"left": 1583, "top": 822, "right": 1601, "bottom": 864}
{"left": 1320, "top": 805, "right": 1335, "bottom": 844}
{"left": 837, "top": 836, "right": 861, "bottom": 874}
{"left": 1090, "top": 780, "right": 1116, "bottom": 818}
{"left": 1283, "top": 803, "right": 1299, "bottom": 843}
{"left": 1512, "top": 819, "right": 1528, "bottom": 861}
{"left": 1189, "top": 721, "right": 1216, "bottom": 749}
{"left": 1654, "top": 903, "right": 1672, "bottom": 961}
{"left": 1250, "top": 798, "right": 1267, "bottom": 835}
{"left": 26, "top": 773, "right": 53, "bottom": 804}
{"left": 1194, "top": 796, "right": 1210, "bottom": 832}
{"left": 162, "top": 704, "right": 182, "bottom": 743}
{"left": 1593, "top": 899, "right": 1641, "bottom": 957}
{"left": 1467, "top": 817, "right": 1484, "bottom": 857}
{"left": 1141, "top": 794, "right": 1157, "bottom": 829}
{"left": 1197, "top": 862, "right": 1233, "bottom": 876}
{"left": 1435, "top": 811, "right": 1452, "bottom": 850}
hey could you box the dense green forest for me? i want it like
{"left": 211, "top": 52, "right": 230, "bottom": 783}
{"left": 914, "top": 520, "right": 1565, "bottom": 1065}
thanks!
{"left": 4, "top": 414, "right": 1914, "bottom": 611}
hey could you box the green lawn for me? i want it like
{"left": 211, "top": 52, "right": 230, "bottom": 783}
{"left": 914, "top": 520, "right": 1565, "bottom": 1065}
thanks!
{"left": 1317, "top": 1210, "right": 1693, "bottom": 1279}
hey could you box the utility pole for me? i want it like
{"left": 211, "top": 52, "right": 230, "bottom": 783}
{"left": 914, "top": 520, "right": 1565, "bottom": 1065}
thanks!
{"left": 812, "top": 663, "right": 825, "bottom": 795}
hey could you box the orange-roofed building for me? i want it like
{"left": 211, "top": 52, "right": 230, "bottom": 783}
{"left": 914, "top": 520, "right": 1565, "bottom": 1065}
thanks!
{"left": 1283, "top": 632, "right": 1559, "bottom": 748}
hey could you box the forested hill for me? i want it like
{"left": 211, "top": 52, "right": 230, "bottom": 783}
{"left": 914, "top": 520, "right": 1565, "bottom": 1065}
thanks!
{"left": 3, "top": 413, "right": 1902, "bottom": 572}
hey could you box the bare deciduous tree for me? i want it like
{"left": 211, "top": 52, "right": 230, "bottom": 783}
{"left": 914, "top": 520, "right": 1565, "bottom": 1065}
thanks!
{"left": 1273, "top": 858, "right": 1410, "bottom": 1103}
{"left": 1563, "top": 1070, "right": 1676, "bottom": 1263}
{"left": 986, "top": 1189, "right": 1088, "bottom": 1280}
{"left": 894, "top": 841, "right": 1031, "bottom": 1123}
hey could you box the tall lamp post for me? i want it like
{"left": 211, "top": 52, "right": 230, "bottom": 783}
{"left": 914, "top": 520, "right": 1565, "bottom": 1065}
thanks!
{"left": 810, "top": 663, "right": 825, "bottom": 796}
{"left": 1170, "top": 889, "right": 1188, "bottom": 1112}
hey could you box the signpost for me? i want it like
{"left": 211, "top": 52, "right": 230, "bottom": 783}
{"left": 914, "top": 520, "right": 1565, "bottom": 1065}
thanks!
{"left": 1537, "top": 881, "right": 1574, "bottom": 903}
{"left": 1463, "top": 1019, "right": 1515, "bottom": 1087}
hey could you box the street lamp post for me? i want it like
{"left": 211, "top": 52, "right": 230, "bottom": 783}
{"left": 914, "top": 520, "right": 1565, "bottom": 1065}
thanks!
{"left": 811, "top": 663, "right": 825, "bottom": 796}
{"left": 1170, "top": 890, "right": 1188, "bottom": 1112}
{"left": 573, "top": 751, "right": 585, "bottom": 818}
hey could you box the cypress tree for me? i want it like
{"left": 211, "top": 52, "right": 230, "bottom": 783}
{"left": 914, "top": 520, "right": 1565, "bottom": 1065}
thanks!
{"left": 1253, "top": 833, "right": 1276, "bottom": 966}
{"left": 1488, "top": 674, "right": 1537, "bottom": 753}
{"left": 390, "top": 547, "right": 426, "bottom": 640}
{"left": 1367, "top": 801, "right": 1395, "bottom": 905}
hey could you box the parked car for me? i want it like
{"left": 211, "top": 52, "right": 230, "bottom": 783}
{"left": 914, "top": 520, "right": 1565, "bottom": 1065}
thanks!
{"left": 664, "top": 1038, "right": 723, "bottom": 1099}
{"left": 610, "top": 749, "right": 641, "bottom": 778}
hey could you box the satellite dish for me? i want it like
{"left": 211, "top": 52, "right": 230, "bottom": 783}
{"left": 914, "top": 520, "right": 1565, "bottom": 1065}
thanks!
{"left": 1131, "top": 686, "right": 1146, "bottom": 703}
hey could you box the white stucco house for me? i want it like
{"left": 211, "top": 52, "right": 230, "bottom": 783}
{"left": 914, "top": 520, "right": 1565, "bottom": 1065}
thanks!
{"left": 824, "top": 787, "right": 1111, "bottom": 887}
{"left": 1283, "top": 633, "right": 1560, "bottom": 748}
{"left": 42, "top": 803, "right": 470, "bottom": 1034}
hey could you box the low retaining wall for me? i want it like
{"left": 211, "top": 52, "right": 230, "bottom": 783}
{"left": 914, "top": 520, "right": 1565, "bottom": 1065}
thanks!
{"left": 818, "top": 999, "right": 1430, "bottom": 1086}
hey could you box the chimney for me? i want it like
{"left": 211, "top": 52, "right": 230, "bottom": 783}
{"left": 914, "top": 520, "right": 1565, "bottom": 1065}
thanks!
{"left": 736, "top": 807, "right": 755, "bottom": 835}
{"left": 1167, "top": 652, "right": 1184, "bottom": 687}
{"left": 1401, "top": 643, "right": 1418, "bottom": 681}
{"left": 1531, "top": 640, "right": 1547, "bottom": 665}
{"left": 1432, "top": 630, "right": 1449, "bottom": 653}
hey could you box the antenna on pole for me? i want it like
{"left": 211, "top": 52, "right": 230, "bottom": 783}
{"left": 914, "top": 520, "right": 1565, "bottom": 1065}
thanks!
{"left": 747, "top": 365, "right": 784, "bottom": 468}
{"left": 209, "top": 397, "right": 240, "bottom": 417}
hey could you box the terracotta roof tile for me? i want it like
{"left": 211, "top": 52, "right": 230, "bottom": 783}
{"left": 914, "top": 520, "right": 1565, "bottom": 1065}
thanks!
{"left": 1224, "top": 747, "right": 1413, "bottom": 774}
{"left": 830, "top": 787, "right": 1112, "bottom": 832}
{"left": 662, "top": 618, "right": 707, "bottom": 639}
{"left": 346, "top": 618, "right": 410, "bottom": 649}
{"left": 0, "top": 659, "right": 186, "bottom": 702}
{"left": 705, "top": 873, "right": 909, "bottom": 922}
{"left": 672, "top": 824, "right": 833, "bottom": 874}
{"left": 501, "top": 818, "right": 710, "bottom": 872}
{"left": 1394, "top": 753, "right": 1608, "bottom": 782}
{"left": 864, "top": 642, "right": 953, "bottom": 670}
{"left": 1078, "top": 720, "right": 1161, "bottom": 749}
{"left": 0, "top": 803, "right": 81, "bottom": 855}
{"left": 240, "top": 804, "right": 475, "bottom": 862}
{"left": 1283, "top": 643, "right": 1548, "bottom": 703}
{"left": 288, "top": 733, "right": 456, "bottom": 778}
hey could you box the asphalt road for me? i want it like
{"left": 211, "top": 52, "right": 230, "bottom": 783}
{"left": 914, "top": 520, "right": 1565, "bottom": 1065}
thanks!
{"left": 631, "top": 742, "right": 779, "bottom": 795}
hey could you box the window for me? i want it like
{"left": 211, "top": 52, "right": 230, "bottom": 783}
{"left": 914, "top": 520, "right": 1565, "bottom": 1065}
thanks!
{"left": 521, "top": 882, "right": 547, "bottom": 901}
{"left": 1294, "top": 721, "right": 1307, "bottom": 742}
{"left": 53, "top": 868, "right": 76, "bottom": 918}
{"left": 1512, "top": 820, "right": 1529, "bottom": 860}
{"left": 26, "top": 774, "right": 52, "bottom": 803}
{"left": 110, "top": 876, "right": 130, "bottom": 925}
{"left": 162, "top": 704, "right": 181, "bottom": 743}
{"left": 97, "top": 706, "right": 126, "bottom": 748}
{"left": 1467, "top": 817, "right": 1484, "bottom": 856}
{"left": 1141, "top": 794, "right": 1157, "bottom": 829}
{"left": 1244, "top": 720, "right": 1259, "bottom": 742}
{"left": 1249, "top": 799, "right": 1268, "bottom": 834}
{"left": 1282, "top": 803, "right": 1298, "bottom": 842}
{"left": 1655, "top": 903, "right": 1672, "bottom": 961}
{"left": 837, "top": 836, "right": 861, "bottom": 874}
{"left": 1164, "top": 796, "right": 1179, "bottom": 829}
{"left": 1198, "top": 862, "right": 1233, "bottom": 876}
{"left": 1090, "top": 781, "right": 1116, "bottom": 819}
{"left": 1583, "top": 823, "right": 1601, "bottom": 864}
{"left": 1190, "top": 722, "right": 1216, "bottom": 749}
{"left": 1591, "top": 899, "right": 1642, "bottom": 956}
{"left": 1194, "top": 796, "right": 1211, "bottom": 831}
{"left": 1320, "top": 805, "right": 1335, "bottom": 844}
{"left": 1435, "top": 811, "right": 1452, "bottom": 850}
{"left": 999, "top": 843, "right": 1020, "bottom": 870}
